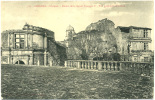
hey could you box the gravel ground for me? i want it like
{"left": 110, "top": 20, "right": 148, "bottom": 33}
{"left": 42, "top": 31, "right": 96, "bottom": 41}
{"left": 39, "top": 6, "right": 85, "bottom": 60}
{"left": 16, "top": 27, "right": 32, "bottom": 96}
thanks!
{"left": 1, "top": 64, "right": 154, "bottom": 99}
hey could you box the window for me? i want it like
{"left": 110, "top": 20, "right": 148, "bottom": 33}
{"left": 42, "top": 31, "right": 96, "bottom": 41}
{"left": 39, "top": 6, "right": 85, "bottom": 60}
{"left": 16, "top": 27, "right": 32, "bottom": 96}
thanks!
{"left": 144, "top": 30, "right": 148, "bottom": 38}
{"left": 144, "top": 43, "right": 148, "bottom": 50}
{"left": 133, "top": 57, "right": 138, "bottom": 62}
{"left": 15, "top": 33, "right": 25, "bottom": 49}
{"left": 144, "top": 57, "right": 148, "bottom": 62}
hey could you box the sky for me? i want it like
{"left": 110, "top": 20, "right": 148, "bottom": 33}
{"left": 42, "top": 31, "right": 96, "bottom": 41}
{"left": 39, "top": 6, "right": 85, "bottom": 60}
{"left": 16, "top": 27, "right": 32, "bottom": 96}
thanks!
{"left": 1, "top": 1, "right": 154, "bottom": 49}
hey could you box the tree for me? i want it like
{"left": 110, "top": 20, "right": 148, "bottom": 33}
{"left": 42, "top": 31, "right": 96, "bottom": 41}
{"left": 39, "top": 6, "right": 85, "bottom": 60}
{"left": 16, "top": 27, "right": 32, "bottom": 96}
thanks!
{"left": 67, "top": 30, "right": 118, "bottom": 60}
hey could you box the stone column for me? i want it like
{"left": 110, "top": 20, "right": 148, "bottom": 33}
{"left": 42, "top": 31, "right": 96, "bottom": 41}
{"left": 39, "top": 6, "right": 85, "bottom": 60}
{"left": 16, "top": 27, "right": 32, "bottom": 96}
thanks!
{"left": 8, "top": 33, "right": 10, "bottom": 48}
{"left": 98, "top": 62, "right": 102, "bottom": 71}
{"left": 44, "top": 33, "right": 47, "bottom": 49}
{"left": 11, "top": 56, "right": 13, "bottom": 64}
{"left": 8, "top": 33, "right": 10, "bottom": 64}
{"left": 27, "top": 56, "right": 29, "bottom": 65}
{"left": 27, "top": 33, "right": 28, "bottom": 48}
{"left": 13, "top": 34, "right": 15, "bottom": 49}
{"left": 31, "top": 34, "right": 33, "bottom": 48}
{"left": 30, "top": 53, "right": 34, "bottom": 65}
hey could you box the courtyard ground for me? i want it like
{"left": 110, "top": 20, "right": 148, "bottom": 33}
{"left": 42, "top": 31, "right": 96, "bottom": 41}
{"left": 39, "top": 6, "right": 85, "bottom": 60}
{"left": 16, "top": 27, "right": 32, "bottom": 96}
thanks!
{"left": 1, "top": 64, "right": 153, "bottom": 99}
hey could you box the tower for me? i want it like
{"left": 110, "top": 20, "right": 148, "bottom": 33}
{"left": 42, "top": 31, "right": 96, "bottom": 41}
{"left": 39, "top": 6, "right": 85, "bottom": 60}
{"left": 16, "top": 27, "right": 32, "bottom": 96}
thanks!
{"left": 65, "top": 25, "right": 75, "bottom": 47}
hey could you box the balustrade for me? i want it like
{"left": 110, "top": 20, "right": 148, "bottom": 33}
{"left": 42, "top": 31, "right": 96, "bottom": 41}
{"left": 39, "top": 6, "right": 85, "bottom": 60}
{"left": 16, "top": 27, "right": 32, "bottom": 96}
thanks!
{"left": 64, "top": 60, "right": 153, "bottom": 77}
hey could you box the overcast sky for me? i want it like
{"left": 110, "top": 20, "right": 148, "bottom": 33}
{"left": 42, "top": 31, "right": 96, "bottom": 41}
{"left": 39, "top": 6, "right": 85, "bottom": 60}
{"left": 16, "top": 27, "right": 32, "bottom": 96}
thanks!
{"left": 1, "top": 1, "right": 154, "bottom": 49}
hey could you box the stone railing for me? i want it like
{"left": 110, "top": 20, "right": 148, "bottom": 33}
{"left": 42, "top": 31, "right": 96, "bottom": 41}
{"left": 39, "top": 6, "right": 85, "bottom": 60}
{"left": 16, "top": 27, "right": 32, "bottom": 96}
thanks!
{"left": 65, "top": 60, "right": 154, "bottom": 76}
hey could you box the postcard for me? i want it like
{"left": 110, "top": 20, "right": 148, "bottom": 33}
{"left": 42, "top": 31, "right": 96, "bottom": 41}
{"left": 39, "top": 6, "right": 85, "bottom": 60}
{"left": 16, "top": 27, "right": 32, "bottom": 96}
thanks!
{"left": 1, "top": 1, "right": 154, "bottom": 99}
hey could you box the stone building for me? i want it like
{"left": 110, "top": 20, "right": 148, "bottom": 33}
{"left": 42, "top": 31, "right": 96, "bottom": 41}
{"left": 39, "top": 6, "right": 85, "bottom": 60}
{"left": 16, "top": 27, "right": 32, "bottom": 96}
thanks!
{"left": 64, "top": 18, "right": 153, "bottom": 62}
{"left": 117, "top": 26, "right": 153, "bottom": 62}
{"left": 1, "top": 23, "right": 67, "bottom": 66}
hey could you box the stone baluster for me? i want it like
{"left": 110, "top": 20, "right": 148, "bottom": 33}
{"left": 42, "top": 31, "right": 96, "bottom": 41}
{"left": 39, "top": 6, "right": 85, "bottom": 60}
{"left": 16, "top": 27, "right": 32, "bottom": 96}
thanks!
{"left": 74, "top": 61, "right": 77, "bottom": 67}
{"left": 132, "top": 63, "right": 134, "bottom": 71}
{"left": 72, "top": 61, "right": 73, "bottom": 67}
{"left": 129, "top": 63, "right": 132, "bottom": 71}
{"left": 149, "top": 64, "right": 153, "bottom": 76}
{"left": 77, "top": 61, "right": 81, "bottom": 69}
{"left": 91, "top": 61, "right": 93, "bottom": 69}
{"left": 105, "top": 62, "right": 107, "bottom": 70}
{"left": 137, "top": 63, "right": 140, "bottom": 74}
{"left": 88, "top": 62, "right": 90, "bottom": 69}
{"left": 65, "top": 61, "right": 67, "bottom": 67}
{"left": 107, "top": 62, "right": 110, "bottom": 70}
{"left": 75, "top": 62, "right": 77, "bottom": 68}
{"left": 111, "top": 62, "right": 114, "bottom": 70}
{"left": 73, "top": 61, "right": 75, "bottom": 67}
{"left": 67, "top": 61, "right": 70, "bottom": 67}
{"left": 144, "top": 64, "right": 148, "bottom": 75}
{"left": 72, "top": 61, "right": 74, "bottom": 67}
{"left": 135, "top": 63, "right": 138, "bottom": 73}
{"left": 94, "top": 62, "right": 97, "bottom": 69}
{"left": 81, "top": 61, "right": 84, "bottom": 69}
{"left": 74, "top": 62, "right": 76, "bottom": 68}
{"left": 68, "top": 61, "right": 70, "bottom": 67}
{"left": 119, "top": 62, "right": 122, "bottom": 71}
{"left": 115, "top": 62, "right": 117, "bottom": 71}
{"left": 70, "top": 61, "right": 72, "bottom": 67}
{"left": 83, "top": 62, "right": 85, "bottom": 69}
{"left": 86, "top": 62, "right": 88, "bottom": 69}
{"left": 71, "top": 61, "right": 73, "bottom": 67}
{"left": 102, "top": 62, "right": 104, "bottom": 70}
{"left": 140, "top": 64, "right": 143, "bottom": 74}
{"left": 133, "top": 63, "right": 136, "bottom": 73}
{"left": 80, "top": 62, "right": 82, "bottom": 69}
{"left": 126, "top": 63, "right": 128, "bottom": 71}
{"left": 98, "top": 62, "right": 102, "bottom": 71}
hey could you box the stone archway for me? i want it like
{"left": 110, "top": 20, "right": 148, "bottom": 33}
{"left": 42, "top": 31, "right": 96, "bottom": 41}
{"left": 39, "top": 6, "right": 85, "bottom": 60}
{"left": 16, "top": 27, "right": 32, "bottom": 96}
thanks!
{"left": 15, "top": 60, "right": 25, "bottom": 65}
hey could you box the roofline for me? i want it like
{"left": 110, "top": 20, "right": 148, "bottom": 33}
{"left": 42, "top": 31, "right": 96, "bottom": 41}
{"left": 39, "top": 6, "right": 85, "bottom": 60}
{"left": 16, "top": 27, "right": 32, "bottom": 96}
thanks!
{"left": 117, "top": 26, "right": 152, "bottom": 30}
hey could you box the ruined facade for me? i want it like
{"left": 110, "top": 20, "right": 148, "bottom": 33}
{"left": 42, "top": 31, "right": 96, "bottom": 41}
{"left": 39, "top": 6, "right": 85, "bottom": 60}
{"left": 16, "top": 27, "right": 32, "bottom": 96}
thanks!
{"left": 65, "top": 18, "right": 153, "bottom": 62}
{"left": 1, "top": 24, "right": 66, "bottom": 66}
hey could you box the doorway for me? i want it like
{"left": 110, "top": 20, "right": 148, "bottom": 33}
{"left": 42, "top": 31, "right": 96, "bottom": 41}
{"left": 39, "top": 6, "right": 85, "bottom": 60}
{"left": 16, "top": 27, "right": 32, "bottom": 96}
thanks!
{"left": 15, "top": 60, "right": 25, "bottom": 64}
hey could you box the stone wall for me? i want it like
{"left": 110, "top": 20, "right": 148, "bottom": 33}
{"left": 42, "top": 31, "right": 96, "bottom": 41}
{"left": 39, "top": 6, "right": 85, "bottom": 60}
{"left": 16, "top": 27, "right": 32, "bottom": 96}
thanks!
{"left": 48, "top": 38, "right": 67, "bottom": 66}
{"left": 33, "top": 34, "right": 44, "bottom": 49}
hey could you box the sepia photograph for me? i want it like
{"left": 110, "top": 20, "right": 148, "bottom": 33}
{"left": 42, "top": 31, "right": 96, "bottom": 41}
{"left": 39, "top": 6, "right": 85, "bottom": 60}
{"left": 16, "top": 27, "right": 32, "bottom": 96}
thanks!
{"left": 1, "top": 1, "right": 154, "bottom": 99}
